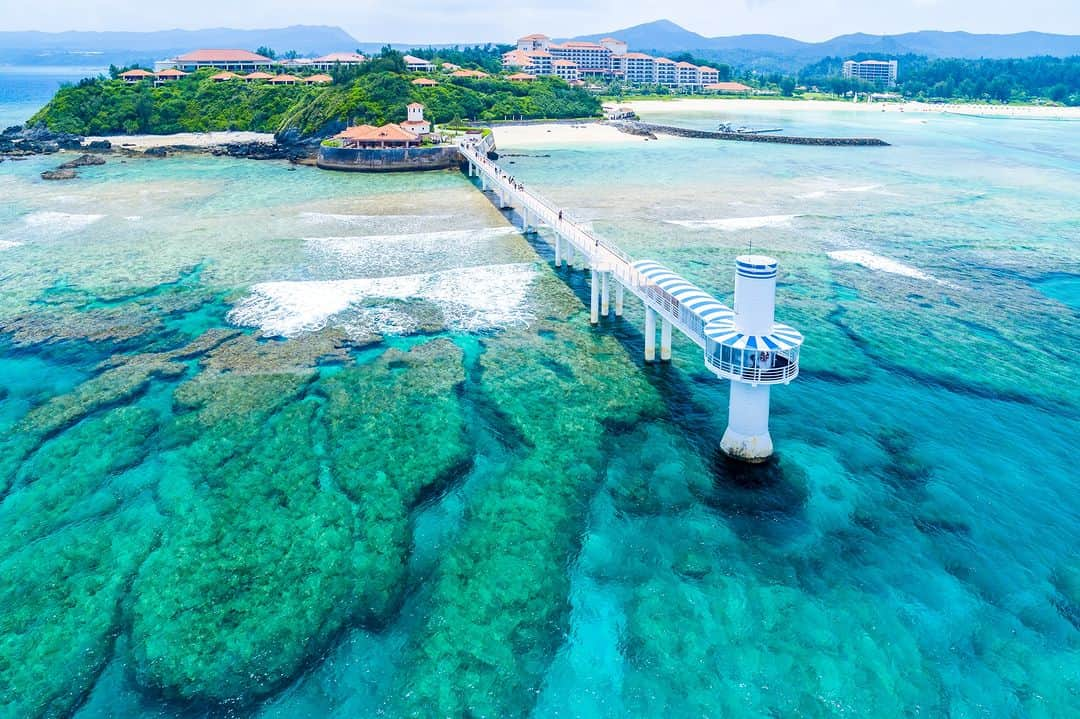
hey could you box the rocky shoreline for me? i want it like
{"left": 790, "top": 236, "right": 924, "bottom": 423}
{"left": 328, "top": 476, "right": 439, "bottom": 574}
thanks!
{"left": 1, "top": 124, "right": 317, "bottom": 165}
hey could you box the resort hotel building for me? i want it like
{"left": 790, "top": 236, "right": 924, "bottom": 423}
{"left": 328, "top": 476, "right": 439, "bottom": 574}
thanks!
{"left": 842, "top": 59, "right": 899, "bottom": 87}
{"left": 503, "top": 34, "right": 721, "bottom": 89}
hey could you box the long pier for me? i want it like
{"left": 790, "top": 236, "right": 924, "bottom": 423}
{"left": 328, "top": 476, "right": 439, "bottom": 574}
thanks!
{"left": 458, "top": 136, "right": 804, "bottom": 462}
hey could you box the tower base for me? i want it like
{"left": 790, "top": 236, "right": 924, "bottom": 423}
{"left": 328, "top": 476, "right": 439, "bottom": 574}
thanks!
{"left": 720, "top": 428, "right": 774, "bottom": 463}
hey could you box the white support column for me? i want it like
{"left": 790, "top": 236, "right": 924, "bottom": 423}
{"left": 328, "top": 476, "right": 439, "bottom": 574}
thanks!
{"left": 481, "top": 176, "right": 488, "bottom": 191}
{"left": 660, "top": 318, "right": 672, "bottom": 361}
{"left": 601, "top": 272, "right": 610, "bottom": 317}
{"left": 566, "top": 241, "right": 575, "bottom": 269}
{"left": 590, "top": 269, "right": 600, "bottom": 324}
{"left": 615, "top": 284, "right": 624, "bottom": 316}
{"left": 554, "top": 235, "right": 562, "bottom": 267}
{"left": 644, "top": 307, "right": 656, "bottom": 362}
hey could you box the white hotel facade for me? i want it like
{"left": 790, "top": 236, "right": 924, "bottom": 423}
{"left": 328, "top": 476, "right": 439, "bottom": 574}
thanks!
{"left": 504, "top": 34, "right": 719, "bottom": 88}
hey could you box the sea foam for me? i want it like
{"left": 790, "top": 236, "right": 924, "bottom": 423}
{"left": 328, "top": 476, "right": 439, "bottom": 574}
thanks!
{"left": 22, "top": 212, "right": 105, "bottom": 233}
{"left": 305, "top": 226, "right": 518, "bottom": 250}
{"left": 300, "top": 212, "right": 454, "bottom": 225}
{"left": 0, "top": 241, "right": 22, "bottom": 251}
{"left": 828, "top": 250, "right": 950, "bottom": 285}
{"left": 228, "top": 263, "right": 538, "bottom": 338}
{"left": 666, "top": 215, "right": 798, "bottom": 231}
{"left": 795, "top": 184, "right": 887, "bottom": 199}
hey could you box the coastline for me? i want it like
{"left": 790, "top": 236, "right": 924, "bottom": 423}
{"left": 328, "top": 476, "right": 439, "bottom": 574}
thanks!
{"left": 84, "top": 131, "right": 277, "bottom": 149}
{"left": 621, "top": 97, "right": 1080, "bottom": 119}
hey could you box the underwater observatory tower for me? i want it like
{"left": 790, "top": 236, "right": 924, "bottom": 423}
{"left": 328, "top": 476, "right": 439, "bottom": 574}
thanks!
{"left": 705, "top": 255, "right": 803, "bottom": 462}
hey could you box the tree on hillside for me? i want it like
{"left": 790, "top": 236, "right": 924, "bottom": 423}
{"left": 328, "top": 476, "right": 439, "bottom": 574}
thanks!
{"left": 256, "top": 46, "right": 277, "bottom": 60}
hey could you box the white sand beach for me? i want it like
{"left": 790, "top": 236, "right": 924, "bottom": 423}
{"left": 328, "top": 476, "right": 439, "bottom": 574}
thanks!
{"left": 488, "top": 122, "right": 652, "bottom": 148}
{"left": 85, "top": 131, "right": 276, "bottom": 148}
{"left": 623, "top": 98, "right": 1080, "bottom": 120}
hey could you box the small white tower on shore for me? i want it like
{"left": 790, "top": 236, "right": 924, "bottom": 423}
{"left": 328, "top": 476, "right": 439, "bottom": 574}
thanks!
{"left": 703, "top": 255, "right": 803, "bottom": 463}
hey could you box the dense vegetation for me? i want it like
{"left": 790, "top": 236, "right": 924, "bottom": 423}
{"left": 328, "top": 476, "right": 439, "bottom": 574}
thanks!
{"left": 403, "top": 44, "right": 513, "bottom": 74}
{"left": 799, "top": 54, "right": 1080, "bottom": 104}
{"left": 28, "top": 47, "right": 601, "bottom": 138}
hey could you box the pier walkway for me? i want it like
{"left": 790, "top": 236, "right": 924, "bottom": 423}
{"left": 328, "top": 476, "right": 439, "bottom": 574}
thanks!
{"left": 459, "top": 137, "right": 800, "bottom": 374}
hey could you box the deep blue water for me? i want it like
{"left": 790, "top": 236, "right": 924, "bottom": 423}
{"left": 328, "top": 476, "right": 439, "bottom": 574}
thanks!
{"left": 0, "top": 65, "right": 104, "bottom": 128}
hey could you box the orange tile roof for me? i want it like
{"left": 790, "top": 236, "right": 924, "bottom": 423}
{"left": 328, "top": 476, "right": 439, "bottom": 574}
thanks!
{"left": 623, "top": 53, "right": 654, "bottom": 60}
{"left": 403, "top": 55, "right": 431, "bottom": 64}
{"left": 175, "top": 49, "right": 272, "bottom": 63}
{"left": 705, "top": 82, "right": 753, "bottom": 92}
{"left": 676, "top": 61, "right": 699, "bottom": 68}
{"left": 654, "top": 57, "right": 676, "bottom": 64}
{"left": 599, "top": 37, "right": 623, "bottom": 43}
{"left": 411, "top": 77, "right": 439, "bottom": 85}
{"left": 519, "top": 33, "right": 550, "bottom": 40}
{"left": 699, "top": 66, "right": 719, "bottom": 73}
{"left": 155, "top": 68, "right": 188, "bottom": 77}
{"left": 243, "top": 71, "right": 275, "bottom": 80}
{"left": 268, "top": 74, "right": 302, "bottom": 83}
{"left": 450, "top": 69, "right": 489, "bottom": 78}
{"left": 506, "top": 72, "right": 536, "bottom": 81}
{"left": 305, "top": 74, "right": 333, "bottom": 83}
{"left": 210, "top": 71, "right": 240, "bottom": 80}
{"left": 120, "top": 69, "right": 154, "bottom": 77}
{"left": 336, "top": 123, "right": 420, "bottom": 142}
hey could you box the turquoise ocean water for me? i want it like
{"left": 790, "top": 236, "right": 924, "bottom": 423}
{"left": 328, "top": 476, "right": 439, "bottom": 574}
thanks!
{"left": 1, "top": 83, "right": 1077, "bottom": 717}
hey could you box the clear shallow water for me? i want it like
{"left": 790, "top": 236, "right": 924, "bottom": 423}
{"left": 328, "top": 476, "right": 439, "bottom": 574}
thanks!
{"left": 0, "top": 92, "right": 1078, "bottom": 718}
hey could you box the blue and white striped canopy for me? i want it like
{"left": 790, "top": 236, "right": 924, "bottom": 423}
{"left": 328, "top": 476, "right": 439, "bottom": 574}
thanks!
{"left": 632, "top": 260, "right": 734, "bottom": 325}
{"left": 703, "top": 318, "right": 804, "bottom": 352}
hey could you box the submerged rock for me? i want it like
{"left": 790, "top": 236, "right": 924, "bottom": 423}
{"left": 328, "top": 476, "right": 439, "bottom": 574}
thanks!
{"left": 40, "top": 168, "right": 77, "bottom": 180}
{"left": 391, "top": 302, "right": 663, "bottom": 717}
{"left": 127, "top": 338, "right": 472, "bottom": 705}
{"left": 58, "top": 153, "right": 106, "bottom": 169}
{"left": 0, "top": 506, "right": 161, "bottom": 719}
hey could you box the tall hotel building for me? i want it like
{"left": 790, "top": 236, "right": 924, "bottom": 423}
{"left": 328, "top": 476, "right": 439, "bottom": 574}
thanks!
{"left": 504, "top": 33, "right": 718, "bottom": 89}
{"left": 842, "top": 59, "right": 898, "bottom": 87}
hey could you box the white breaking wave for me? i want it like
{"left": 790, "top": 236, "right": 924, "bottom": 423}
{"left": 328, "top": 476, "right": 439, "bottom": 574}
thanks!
{"left": 828, "top": 250, "right": 952, "bottom": 286}
{"left": 22, "top": 212, "right": 105, "bottom": 232}
{"left": 305, "top": 226, "right": 518, "bottom": 251}
{"left": 795, "top": 184, "right": 885, "bottom": 199}
{"left": 667, "top": 215, "right": 798, "bottom": 231}
{"left": 124, "top": 215, "right": 142, "bottom": 222}
{"left": 300, "top": 212, "right": 454, "bottom": 225}
{"left": 0, "top": 241, "right": 22, "bottom": 251}
{"left": 228, "top": 263, "right": 538, "bottom": 338}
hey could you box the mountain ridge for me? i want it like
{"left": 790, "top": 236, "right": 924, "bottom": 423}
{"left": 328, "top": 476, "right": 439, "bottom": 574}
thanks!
{"left": 571, "top": 19, "right": 1080, "bottom": 71}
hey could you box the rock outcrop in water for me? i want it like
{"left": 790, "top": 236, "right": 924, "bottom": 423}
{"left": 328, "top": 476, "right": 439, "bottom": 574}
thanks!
{"left": 1, "top": 124, "right": 83, "bottom": 156}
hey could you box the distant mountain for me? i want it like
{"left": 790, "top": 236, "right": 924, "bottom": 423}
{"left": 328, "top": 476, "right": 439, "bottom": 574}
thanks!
{"left": 572, "top": 19, "right": 1080, "bottom": 72}
{"left": 0, "top": 25, "right": 360, "bottom": 66}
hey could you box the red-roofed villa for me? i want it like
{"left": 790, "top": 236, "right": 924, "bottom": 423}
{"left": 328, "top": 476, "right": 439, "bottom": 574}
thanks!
{"left": 167, "top": 49, "right": 275, "bottom": 72}
{"left": 120, "top": 69, "right": 154, "bottom": 83}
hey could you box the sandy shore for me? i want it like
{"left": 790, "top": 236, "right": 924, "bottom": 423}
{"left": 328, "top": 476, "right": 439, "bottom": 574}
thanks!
{"left": 491, "top": 122, "right": 651, "bottom": 148}
{"left": 85, "top": 131, "right": 276, "bottom": 148}
{"left": 623, "top": 98, "right": 1080, "bottom": 120}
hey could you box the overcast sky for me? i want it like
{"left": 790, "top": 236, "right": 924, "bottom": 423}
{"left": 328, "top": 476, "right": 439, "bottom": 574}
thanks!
{"left": 4, "top": 0, "right": 1078, "bottom": 42}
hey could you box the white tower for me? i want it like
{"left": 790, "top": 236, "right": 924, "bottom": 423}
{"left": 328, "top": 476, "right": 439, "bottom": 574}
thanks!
{"left": 703, "top": 255, "right": 803, "bottom": 463}
{"left": 407, "top": 103, "right": 424, "bottom": 123}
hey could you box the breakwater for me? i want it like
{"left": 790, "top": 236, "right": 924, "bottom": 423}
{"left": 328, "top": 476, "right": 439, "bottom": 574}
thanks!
{"left": 613, "top": 120, "right": 890, "bottom": 146}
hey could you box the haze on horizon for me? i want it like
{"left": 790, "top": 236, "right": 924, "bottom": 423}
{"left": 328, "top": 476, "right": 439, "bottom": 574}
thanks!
{"left": 2, "top": 0, "right": 1078, "bottom": 43}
